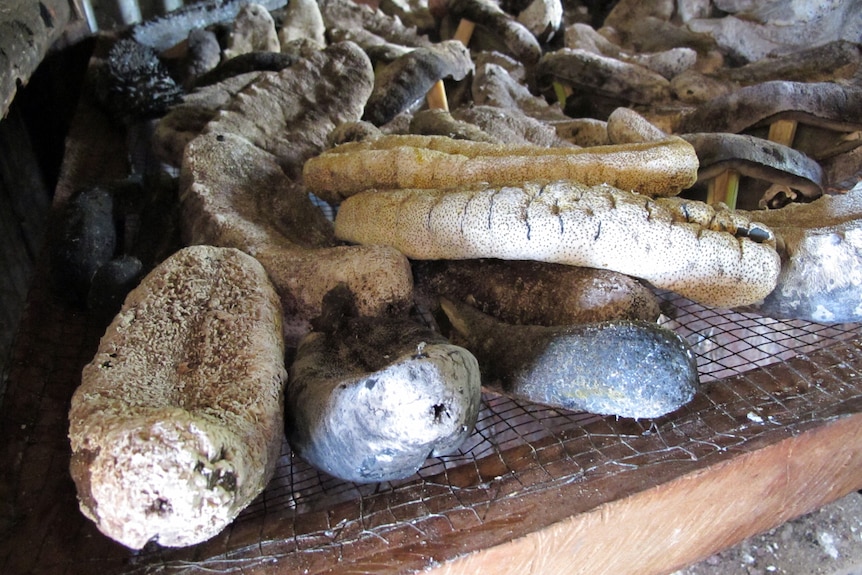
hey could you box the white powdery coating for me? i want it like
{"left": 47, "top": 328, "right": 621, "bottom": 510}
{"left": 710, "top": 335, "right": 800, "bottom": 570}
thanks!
{"left": 335, "top": 182, "right": 781, "bottom": 308}
{"left": 68, "top": 245, "right": 286, "bottom": 549}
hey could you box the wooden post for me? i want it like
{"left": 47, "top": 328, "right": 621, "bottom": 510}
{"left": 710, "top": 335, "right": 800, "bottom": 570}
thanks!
{"left": 552, "top": 82, "right": 573, "bottom": 108}
{"left": 707, "top": 169, "right": 740, "bottom": 208}
{"left": 768, "top": 119, "right": 798, "bottom": 147}
{"left": 452, "top": 18, "right": 476, "bottom": 45}
{"left": 426, "top": 79, "right": 450, "bottom": 111}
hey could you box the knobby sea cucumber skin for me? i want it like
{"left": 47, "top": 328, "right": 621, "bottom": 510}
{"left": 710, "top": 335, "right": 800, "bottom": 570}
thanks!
{"left": 334, "top": 181, "right": 780, "bottom": 309}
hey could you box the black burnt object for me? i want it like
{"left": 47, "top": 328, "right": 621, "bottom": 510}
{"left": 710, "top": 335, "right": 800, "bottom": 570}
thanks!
{"left": 94, "top": 38, "right": 184, "bottom": 124}
{"left": 86, "top": 255, "right": 144, "bottom": 326}
{"left": 50, "top": 186, "right": 117, "bottom": 305}
{"left": 49, "top": 175, "right": 180, "bottom": 315}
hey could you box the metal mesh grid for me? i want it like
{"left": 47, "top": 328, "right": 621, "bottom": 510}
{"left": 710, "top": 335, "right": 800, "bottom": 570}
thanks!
{"left": 657, "top": 291, "right": 862, "bottom": 382}
{"left": 109, "top": 333, "right": 862, "bottom": 575}
{"left": 2, "top": 263, "right": 861, "bottom": 574}
{"left": 219, "top": 295, "right": 862, "bottom": 536}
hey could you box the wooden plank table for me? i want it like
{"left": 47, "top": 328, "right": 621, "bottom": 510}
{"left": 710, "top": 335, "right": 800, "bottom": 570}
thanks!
{"left": 0, "top": 56, "right": 860, "bottom": 575}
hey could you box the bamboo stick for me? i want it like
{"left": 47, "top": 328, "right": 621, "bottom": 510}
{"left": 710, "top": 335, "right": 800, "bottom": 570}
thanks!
{"left": 707, "top": 169, "right": 740, "bottom": 208}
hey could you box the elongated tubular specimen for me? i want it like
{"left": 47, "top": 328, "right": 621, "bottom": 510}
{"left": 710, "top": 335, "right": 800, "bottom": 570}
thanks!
{"left": 335, "top": 181, "right": 781, "bottom": 309}
{"left": 414, "top": 258, "right": 662, "bottom": 325}
{"left": 678, "top": 81, "right": 862, "bottom": 136}
{"left": 181, "top": 131, "right": 414, "bottom": 345}
{"left": 68, "top": 246, "right": 286, "bottom": 549}
{"left": 682, "top": 132, "right": 824, "bottom": 200}
{"left": 287, "top": 315, "right": 481, "bottom": 483}
{"left": 440, "top": 297, "right": 698, "bottom": 419}
{"left": 302, "top": 134, "right": 699, "bottom": 201}
{"left": 447, "top": 0, "right": 542, "bottom": 65}
{"left": 364, "top": 40, "right": 474, "bottom": 126}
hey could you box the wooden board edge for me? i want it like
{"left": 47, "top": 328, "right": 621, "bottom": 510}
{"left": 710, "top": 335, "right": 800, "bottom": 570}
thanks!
{"left": 426, "top": 411, "right": 862, "bottom": 575}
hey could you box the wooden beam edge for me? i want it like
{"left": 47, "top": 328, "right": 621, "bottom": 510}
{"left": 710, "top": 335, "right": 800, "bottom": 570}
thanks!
{"left": 427, "top": 411, "right": 862, "bottom": 575}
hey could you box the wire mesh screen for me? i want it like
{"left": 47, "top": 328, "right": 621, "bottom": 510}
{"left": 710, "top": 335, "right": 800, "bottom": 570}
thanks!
{"left": 3, "top": 225, "right": 862, "bottom": 575}
{"left": 106, "top": 319, "right": 862, "bottom": 575}
{"left": 657, "top": 291, "right": 862, "bottom": 382}
{"left": 223, "top": 292, "right": 862, "bottom": 526}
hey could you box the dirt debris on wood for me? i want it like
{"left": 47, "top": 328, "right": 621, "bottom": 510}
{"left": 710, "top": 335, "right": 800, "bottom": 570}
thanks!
{"left": 673, "top": 491, "right": 862, "bottom": 575}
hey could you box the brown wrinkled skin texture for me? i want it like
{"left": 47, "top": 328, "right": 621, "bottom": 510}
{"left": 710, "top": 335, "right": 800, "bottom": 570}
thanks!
{"left": 414, "top": 259, "right": 662, "bottom": 325}
{"left": 678, "top": 81, "right": 862, "bottom": 135}
{"left": 363, "top": 40, "right": 474, "bottom": 126}
{"left": 179, "top": 42, "right": 414, "bottom": 346}
{"left": 204, "top": 41, "right": 376, "bottom": 180}
{"left": 683, "top": 132, "right": 824, "bottom": 198}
